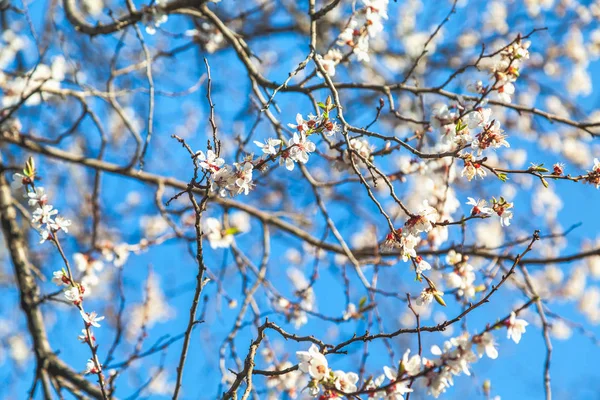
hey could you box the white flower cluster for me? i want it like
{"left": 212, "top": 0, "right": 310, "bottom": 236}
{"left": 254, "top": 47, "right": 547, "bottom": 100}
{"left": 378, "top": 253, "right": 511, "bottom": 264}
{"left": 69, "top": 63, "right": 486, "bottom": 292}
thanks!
{"left": 443, "top": 250, "right": 478, "bottom": 301}
{"left": 185, "top": 23, "right": 225, "bottom": 53}
{"left": 475, "top": 39, "right": 531, "bottom": 104}
{"left": 294, "top": 322, "right": 527, "bottom": 400}
{"left": 466, "top": 197, "right": 514, "bottom": 226}
{"left": 54, "top": 268, "right": 108, "bottom": 376}
{"left": 587, "top": 157, "right": 600, "bottom": 189}
{"left": 296, "top": 344, "right": 360, "bottom": 397}
{"left": 1, "top": 56, "right": 66, "bottom": 108}
{"left": 203, "top": 212, "right": 250, "bottom": 249}
{"left": 431, "top": 104, "right": 510, "bottom": 182}
{"left": 381, "top": 201, "right": 452, "bottom": 308}
{"left": 430, "top": 41, "right": 531, "bottom": 184}
{"left": 197, "top": 150, "right": 256, "bottom": 197}
{"left": 273, "top": 268, "right": 315, "bottom": 329}
{"left": 11, "top": 165, "right": 71, "bottom": 244}
{"left": 142, "top": 0, "right": 168, "bottom": 35}
{"left": 340, "top": 137, "right": 375, "bottom": 169}
{"left": 383, "top": 200, "right": 438, "bottom": 263}
{"left": 264, "top": 361, "right": 306, "bottom": 399}
{"left": 197, "top": 110, "right": 337, "bottom": 198}
{"left": 11, "top": 159, "right": 108, "bottom": 377}
{"left": 126, "top": 271, "right": 174, "bottom": 340}
{"left": 368, "top": 323, "right": 524, "bottom": 399}
{"left": 336, "top": 0, "right": 389, "bottom": 63}
{"left": 0, "top": 29, "right": 27, "bottom": 70}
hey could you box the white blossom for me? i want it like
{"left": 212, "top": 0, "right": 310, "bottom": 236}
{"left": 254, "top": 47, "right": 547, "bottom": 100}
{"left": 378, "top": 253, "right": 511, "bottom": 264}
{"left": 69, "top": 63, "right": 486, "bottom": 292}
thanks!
{"left": 296, "top": 344, "right": 329, "bottom": 380}
{"left": 80, "top": 310, "right": 105, "bottom": 328}
{"left": 506, "top": 312, "right": 528, "bottom": 344}
{"left": 254, "top": 138, "right": 282, "bottom": 155}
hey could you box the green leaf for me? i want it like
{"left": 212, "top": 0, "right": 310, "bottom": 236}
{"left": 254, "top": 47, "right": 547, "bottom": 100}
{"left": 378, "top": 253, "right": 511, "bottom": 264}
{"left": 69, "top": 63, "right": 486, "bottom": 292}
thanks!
{"left": 224, "top": 227, "right": 241, "bottom": 236}
{"left": 434, "top": 293, "right": 447, "bottom": 307}
{"left": 358, "top": 296, "right": 367, "bottom": 309}
{"left": 24, "top": 156, "right": 36, "bottom": 178}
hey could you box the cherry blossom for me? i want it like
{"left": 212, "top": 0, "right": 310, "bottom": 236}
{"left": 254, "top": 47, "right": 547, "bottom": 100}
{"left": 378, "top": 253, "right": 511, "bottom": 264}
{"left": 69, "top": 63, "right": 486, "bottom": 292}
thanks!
{"left": 233, "top": 161, "right": 254, "bottom": 195}
{"left": 461, "top": 158, "right": 487, "bottom": 181}
{"left": 84, "top": 358, "right": 99, "bottom": 374}
{"left": 51, "top": 216, "right": 72, "bottom": 233}
{"left": 553, "top": 162, "right": 565, "bottom": 175}
{"left": 52, "top": 270, "right": 70, "bottom": 286}
{"left": 78, "top": 329, "right": 95, "bottom": 345}
{"left": 471, "top": 121, "right": 510, "bottom": 155}
{"left": 203, "top": 217, "right": 235, "bottom": 249}
{"left": 316, "top": 49, "right": 343, "bottom": 78}
{"left": 289, "top": 133, "right": 316, "bottom": 164}
{"left": 342, "top": 303, "right": 359, "bottom": 320}
{"left": 506, "top": 312, "right": 529, "bottom": 344}
{"left": 414, "top": 256, "right": 432, "bottom": 275}
{"left": 588, "top": 158, "right": 600, "bottom": 189}
{"left": 296, "top": 344, "right": 329, "bottom": 380}
{"left": 491, "top": 197, "right": 514, "bottom": 227}
{"left": 416, "top": 287, "right": 446, "bottom": 307}
{"left": 197, "top": 149, "right": 225, "bottom": 173}
{"left": 287, "top": 113, "right": 309, "bottom": 133}
{"left": 80, "top": 310, "right": 105, "bottom": 328}
{"left": 401, "top": 349, "right": 422, "bottom": 376}
{"left": 31, "top": 204, "right": 58, "bottom": 227}
{"left": 382, "top": 365, "right": 413, "bottom": 399}
{"left": 11, "top": 172, "right": 32, "bottom": 190}
{"left": 444, "top": 258, "right": 477, "bottom": 300}
{"left": 405, "top": 200, "right": 438, "bottom": 235}
{"left": 26, "top": 187, "right": 47, "bottom": 207}
{"left": 64, "top": 286, "right": 83, "bottom": 304}
{"left": 142, "top": 0, "right": 168, "bottom": 35}
{"left": 254, "top": 138, "right": 282, "bottom": 155}
{"left": 466, "top": 197, "right": 493, "bottom": 215}
{"left": 473, "top": 332, "right": 499, "bottom": 359}
{"left": 333, "top": 370, "right": 359, "bottom": 392}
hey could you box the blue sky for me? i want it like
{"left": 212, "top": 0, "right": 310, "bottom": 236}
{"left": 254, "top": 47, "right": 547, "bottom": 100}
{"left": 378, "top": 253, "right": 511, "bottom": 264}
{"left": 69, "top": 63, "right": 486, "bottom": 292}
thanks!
{"left": 3, "top": 1, "right": 600, "bottom": 399}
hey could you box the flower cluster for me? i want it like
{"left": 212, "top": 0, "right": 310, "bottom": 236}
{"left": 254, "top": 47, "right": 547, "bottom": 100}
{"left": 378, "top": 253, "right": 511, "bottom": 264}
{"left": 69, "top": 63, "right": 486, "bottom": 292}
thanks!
{"left": 490, "top": 197, "right": 514, "bottom": 227}
{"left": 505, "top": 312, "right": 529, "bottom": 344}
{"left": 203, "top": 212, "right": 250, "bottom": 249}
{"left": 460, "top": 154, "right": 487, "bottom": 181}
{"left": 443, "top": 250, "right": 478, "bottom": 301}
{"left": 431, "top": 104, "right": 510, "bottom": 182}
{"left": 316, "top": 49, "right": 343, "bottom": 77}
{"left": 336, "top": 0, "right": 389, "bottom": 63}
{"left": 490, "top": 38, "right": 530, "bottom": 103}
{"left": 381, "top": 201, "right": 451, "bottom": 308}
{"left": 273, "top": 268, "right": 315, "bottom": 329}
{"left": 262, "top": 353, "right": 306, "bottom": 400}
{"left": 185, "top": 22, "right": 225, "bottom": 53}
{"left": 295, "top": 317, "right": 528, "bottom": 399}
{"left": 587, "top": 157, "right": 600, "bottom": 189}
{"left": 1, "top": 56, "right": 66, "bottom": 108}
{"left": 467, "top": 197, "right": 514, "bottom": 226}
{"left": 430, "top": 41, "right": 530, "bottom": 184}
{"left": 340, "top": 137, "right": 375, "bottom": 169}
{"left": 12, "top": 158, "right": 71, "bottom": 244}
{"left": 196, "top": 103, "right": 338, "bottom": 198}
{"left": 296, "top": 344, "right": 360, "bottom": 397}
{"left": 142, "top": 0, "right": 168, "bottom": 35}
{"left": 469, "top": 38, "right": 530, "bottom": 104}
{"left": 366, "top": 349, "right": 421, "bottom": 399}
{"left": 11, "top": 158, "right": 106, "bottom": 377}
